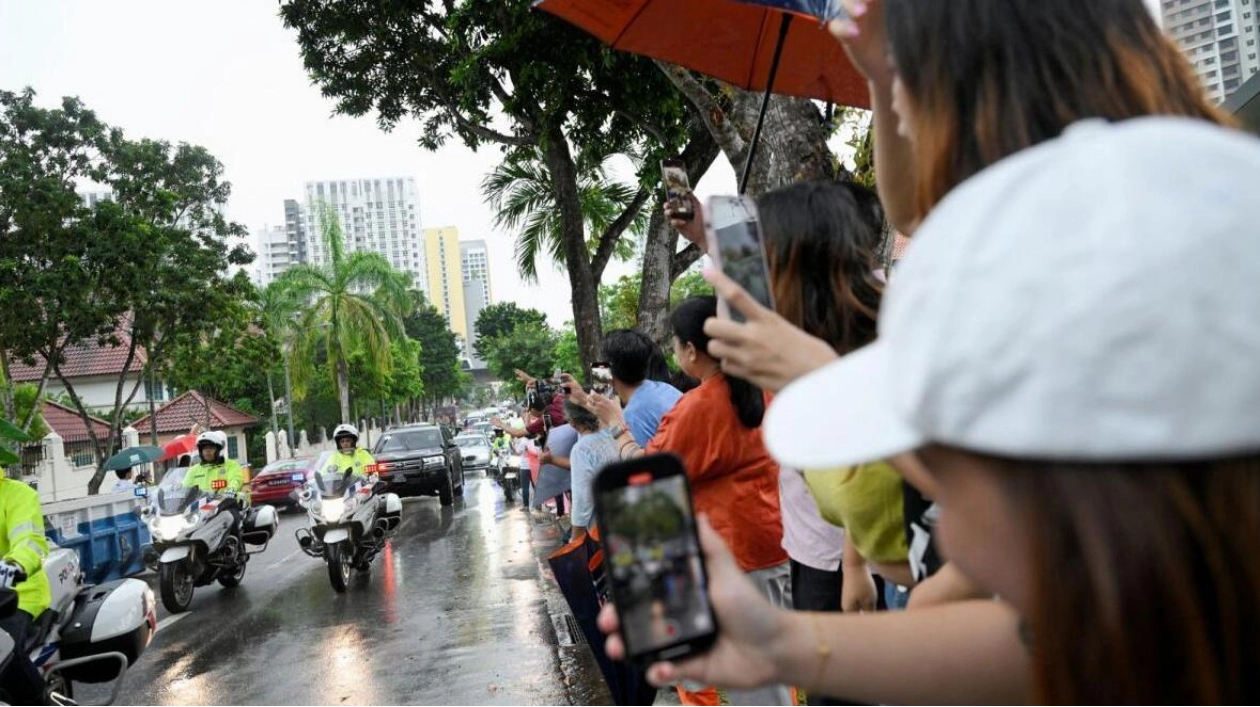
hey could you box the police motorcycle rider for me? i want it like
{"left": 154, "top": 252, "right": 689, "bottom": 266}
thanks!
{"left": 331, "top": 424, "right": 376, "bottom": 477}
{"left": 183, "top": 431, "right": 249, "bottom": 551}
{"left": 0, "top": 474, "right": 51, "bottom": 705}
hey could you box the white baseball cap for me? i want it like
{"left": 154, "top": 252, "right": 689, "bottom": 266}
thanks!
{"left": 765, "top": 117, "right": 1260, "bottom": 469}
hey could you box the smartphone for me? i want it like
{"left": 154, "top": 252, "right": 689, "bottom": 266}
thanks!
{"left": 591, "top": 362, "right": 614, "bottom": 397}
{"left": 594, "top": 454, "right": 718, "bottom": 667}
{"left": 661, "top": 159, "right": 694, "bottom": 222}
{"left": 704, "top": 195, "right": 775, "bottom": 322}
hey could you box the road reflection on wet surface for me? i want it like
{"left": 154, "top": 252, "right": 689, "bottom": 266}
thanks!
{"left": 96, "top": 474, "right": 611, "bottom": 706}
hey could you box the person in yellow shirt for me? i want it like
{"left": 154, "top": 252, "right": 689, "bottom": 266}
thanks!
{"left": 0, "top": 476, "right": 51, "bottom": 704}
{"left": 331, "top": 424, "right": 375, "bottom": 476}
{"left": 183, "top": 431, "right": 249, "bottom": 544}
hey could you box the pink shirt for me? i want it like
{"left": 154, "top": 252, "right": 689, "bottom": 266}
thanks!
{"left": 779, "top": 467, "right": 844, "bottom": 572}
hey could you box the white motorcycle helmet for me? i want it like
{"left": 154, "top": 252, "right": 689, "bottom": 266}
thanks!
{"left": 196, "top": 430, "right": 228, "bottom": 460}
{"left": 333, "top": 423, "right": 359, "bottom": 447}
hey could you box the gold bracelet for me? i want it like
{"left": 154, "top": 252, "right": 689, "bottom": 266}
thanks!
{"left": 811, "top": 613, "right": 832, "bottom": 691}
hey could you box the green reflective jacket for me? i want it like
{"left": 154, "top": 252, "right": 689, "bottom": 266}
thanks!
{"left": 0, "top": 479, "right": 51, "bottom": 618}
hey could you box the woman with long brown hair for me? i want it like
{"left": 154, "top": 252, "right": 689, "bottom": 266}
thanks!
{"left": 834, "top": 0, "right": 1232, "bottom": 235}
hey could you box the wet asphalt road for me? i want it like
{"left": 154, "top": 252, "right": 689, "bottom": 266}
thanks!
{"left": 89, "top": 472, "right": 615, "bottom": 706}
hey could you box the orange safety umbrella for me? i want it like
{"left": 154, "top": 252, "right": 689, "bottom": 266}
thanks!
{"left": 534, "top": 0, "right": 868, "bottom": 193}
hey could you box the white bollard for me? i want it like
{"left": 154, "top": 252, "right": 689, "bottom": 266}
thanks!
{"left": 265, "top": 431, "right": 278, "bottom": 464}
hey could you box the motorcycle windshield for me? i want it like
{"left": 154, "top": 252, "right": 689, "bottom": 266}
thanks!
{"left": 155, "top": 467, "right": 207, "bottom": 514}
{"left": 311, "top": 457, "right": 355, "bottom": 499}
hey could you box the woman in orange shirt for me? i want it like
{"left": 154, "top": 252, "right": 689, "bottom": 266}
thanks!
{"left": 586, "top": 295, "right": 790, "bottom": 706}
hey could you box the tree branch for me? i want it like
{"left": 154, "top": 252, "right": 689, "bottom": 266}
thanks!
{"left": 449, "top": 106, "right": 535, "bottom": 147}
{"left": 655, "top": 61, "right": 745, "bottom": 158}
{"left": 671, "top": 243, "right": 704, "bottom": 281}
{"left": 592, "top": 188, "right": 652, "bottom": 279}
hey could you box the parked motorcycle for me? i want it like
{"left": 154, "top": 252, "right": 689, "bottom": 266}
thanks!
{"left": 295, "top": 451, "right": 402, "bottom": 593}
{"left": 140, "top": 468, "right": 278, "bottom": 613}
{"left": 0, "top": 546, "right": 155, "bottom": 705}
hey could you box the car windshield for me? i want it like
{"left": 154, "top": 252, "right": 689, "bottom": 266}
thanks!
{"left": 154, "top": 467, "right": 207, "bottom": 515}
{"left": 455, "top": 437, "right": 485, "bottom": 449}
{"left": 375, "top": 429, "right": 443, "bottom": 453}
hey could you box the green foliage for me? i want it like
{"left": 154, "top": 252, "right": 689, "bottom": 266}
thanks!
{"left": 164, "top": 287, "right": 280, "bottom": 421}
{"left": 473, "top": 302, "right": 547, "bottom": 359}
{"left": 279, "top": 203, "right": 410, "bottom": 422}
{"left": 0, "top": 415, "right": 34, "bottom": 467}
{"left": 9, "top": 385, "right": 47, "bottom": 441}
{"left": 0, "top": 88, "right": 254, "bottom": 493}
{"left": 481, "top": 150, "right": 646, "bottom": 282}
{"left": 599, "top": 270, "right": 715, "bottom": 335}
{"left": 483, "top": 325, "right": 559, "bottom": 399}
{"left": 552, "top": 328, "right": 583, "bottom": 378}
{"left": 403, "top": 296, "right": 464, "bottom": 408}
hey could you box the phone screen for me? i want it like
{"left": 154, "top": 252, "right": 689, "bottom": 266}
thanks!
{"left": 707, "top": 196, "right": 774, "bottom": 321}
{"left": 596, "top": 455, "right": 716, "bottom": 664}
{"left": 591, "top": 363, "right": 614, "bottom": 397}
{"left": 661, "top": 159, "right": 695, "bottom": 221}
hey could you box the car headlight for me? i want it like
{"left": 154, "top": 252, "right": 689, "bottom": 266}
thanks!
{"left": 423, "top": 456, "right": 444, "bottom": 467}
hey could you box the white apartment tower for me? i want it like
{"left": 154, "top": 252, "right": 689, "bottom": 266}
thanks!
{"left": 253, "top": 225, "right": 294, "bottom": 286}
{"left": 1162, "top": 0, "right": 1260, "bottom": 102}
{"left": 460, "top": 240, "right": 493, "bottom": 368}
{"left": 301, "top": 177, "right": 427, "bottom": 293}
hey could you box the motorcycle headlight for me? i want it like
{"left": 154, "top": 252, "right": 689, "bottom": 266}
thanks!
{"left": 321, "top": 497, "right": 346, "bottom": 520}
{"left": 156, "top": 514, "right": 194, "bottom": 541}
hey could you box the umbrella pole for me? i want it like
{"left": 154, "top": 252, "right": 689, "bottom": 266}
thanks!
{"left": 739, "top": 13, "right": 793, "bottom": 195}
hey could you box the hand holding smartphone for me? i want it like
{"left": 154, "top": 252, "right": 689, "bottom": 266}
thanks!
{"left": 590, "top": 362, "right": 614, "bottom": 397}
{"left": 595, "top": 454, "right": 718, "bottom": 666}
{"left": 704, "top": 195, "right": 775, "bottom": 322}
{"left": 661, "top": 159, "right": 695, "bottom": 222}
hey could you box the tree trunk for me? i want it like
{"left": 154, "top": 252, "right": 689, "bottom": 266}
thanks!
{"left": 0, "top": 349, "right": 15, "bottom": 423}
{"left": 637, "top": 208, "right": 674, "bottom": 345}
{"left": 147, "top": 364, "right": 160, "bottom": 445}
{"left": 283, "top": 356, "right": 297, "bottom": 458}
{"left": 542, "top": 129, "right": 603, "bottom": 373}
{"left": 336, "top": 356, "right": 351, "bottom": 423}
{"left": 267, "top": 370, "right": 280, "bottom": 440}
{"left": 638, "top": 121, "right": 721, "bottom": 343}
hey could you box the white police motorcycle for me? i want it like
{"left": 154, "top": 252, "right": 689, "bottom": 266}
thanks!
{"left": 140, "top": 468, "right": 277, "bottom": 613}
{"left": 295, "top": 451, "right": 402, "bottom": 593}
{"left": 0, "top": 547, "right": 155, "bottom": 705}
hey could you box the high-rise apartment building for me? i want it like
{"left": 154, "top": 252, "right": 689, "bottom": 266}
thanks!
{"left": 283, "top": 199, "right": 308, "bottom": 266}
{"left": 300, "top": 177, "right": 427, "bottom": 293}
{"left": 460, "top": 240, "right": 493, "bottom": 368}
{"left": 253, "top": 225, "right": 295, "bottom": 285}
{"left": 1162, "top": 0, "right": 1260, "bottom": 102}
{"left": 423, "top": 227, "right": 468, "bottom": 348}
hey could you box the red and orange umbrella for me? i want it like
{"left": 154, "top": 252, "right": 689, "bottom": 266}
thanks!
{"left": 535, "top": 0, "right": 867, "bottom": 192}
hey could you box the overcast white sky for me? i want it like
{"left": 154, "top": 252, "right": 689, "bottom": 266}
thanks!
{"left": 0, "top": 0, "right": 1164, "bottom": 325}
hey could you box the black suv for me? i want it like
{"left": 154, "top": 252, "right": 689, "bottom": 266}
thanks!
{"left": 371, "top": 424, "right": 465, "bottom": 505}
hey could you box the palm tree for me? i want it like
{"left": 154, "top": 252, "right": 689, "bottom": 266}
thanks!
{"left": 480, "top": 148, "right": 647, "bottom": 282}
{"left": 253, "top": 281, "right": 303, "bottom": 452}
{"left": 278, "top": 204, "right": 409, "bottom": 424}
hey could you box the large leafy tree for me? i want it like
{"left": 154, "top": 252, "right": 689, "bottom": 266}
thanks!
{"left": 473, "top": 303, "right": 547, "bottom": 360}
{"left": 0, "top": 89, "right": 134, "bottom": 430}
{"left": 601, "top": 270, "right": 715, "bottom": 342}
{"left": 403, "top": 297, "right": 463, "bottom": 421}
{"left": 483, "top": 325, "right": 558, "bottom": 399}
{"left": 254, "top": 281, "right": 304, "bottom": 446}
{"left": 0, "top": 89, "right": 255, "bottom": 492}
{"left": 279, "top": 204, "right": 409, "bottom": 423}
{"left": 280, "top": 0, "right": 697, "bottom": 370}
